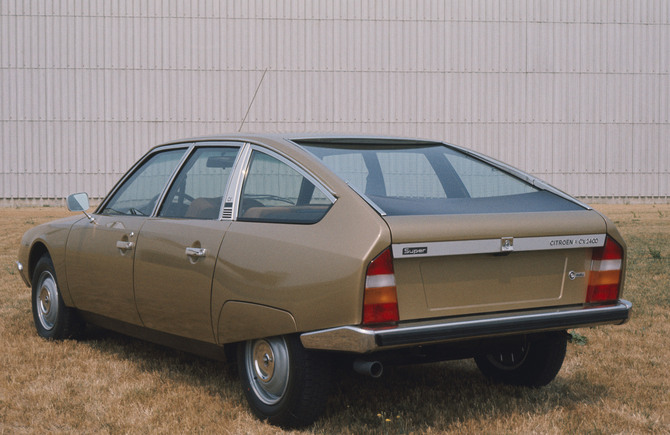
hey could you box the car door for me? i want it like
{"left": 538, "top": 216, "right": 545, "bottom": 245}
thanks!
{"left": 211, "top": 147, "right": 378, "bottom": 343}
{"left": 66, "top": 148, "right": 188, "bottom": 325}
{"left": 133, "top": 145, "right": 241, "bottom": 342}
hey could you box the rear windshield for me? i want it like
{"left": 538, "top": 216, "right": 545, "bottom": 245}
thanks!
{"left": 299, "top": 142, "right": 583, "bottom": 215}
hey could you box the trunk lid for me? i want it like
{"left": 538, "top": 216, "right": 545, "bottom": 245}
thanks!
{"left": 384, "top": 210, "right": 607, "bottom": 321}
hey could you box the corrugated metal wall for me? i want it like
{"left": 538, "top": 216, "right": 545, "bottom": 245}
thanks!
{"left": 1, "top": 0, "right": 669, "bottom": 203}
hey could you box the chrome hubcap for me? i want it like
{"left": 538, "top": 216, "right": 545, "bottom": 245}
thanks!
{"left": 36, "top": 271, "right": 59, "bottom": 331}
{"left": 253, "top": 341, "right": 275, "bottom": 382}
{"left": 245, "top": 337, "right": 290, "bottom": 405}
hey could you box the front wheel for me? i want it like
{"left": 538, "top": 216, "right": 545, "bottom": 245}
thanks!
{"left": 237, "top": 335, "right": 331, "bottom": 428}
{"left": 474, "top": 332, "right": 568, "bottom": 387}
{"left": 31, "top": 254, "right": 83, "bottom": 339}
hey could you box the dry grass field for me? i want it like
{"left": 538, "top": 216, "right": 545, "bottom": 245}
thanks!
{"left": 1, "top": 204, "right": 669, "bottom": 434}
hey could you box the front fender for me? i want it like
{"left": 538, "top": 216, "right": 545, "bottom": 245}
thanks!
{"left": 18, "top": 215, "right": 84, "bottom": 306}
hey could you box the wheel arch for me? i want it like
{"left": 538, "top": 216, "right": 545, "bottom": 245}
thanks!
{"left": 27, "top": 239, "right": 75, "bottom": 307}
{"left": 216, "top": 301, "right": 297, "bottom": 345}
{"left": 28, "top": 241, "right": 50, "bottom": 285}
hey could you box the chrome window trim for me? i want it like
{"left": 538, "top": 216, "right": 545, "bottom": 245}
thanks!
{"left": 392, "top": 233, "right": 607, "bottom": 259}
{"left": 345, "top": 182, "right": 386, "bottom": 216}
{"left": 222, "top": 143, "right": 253, "bottom": 221}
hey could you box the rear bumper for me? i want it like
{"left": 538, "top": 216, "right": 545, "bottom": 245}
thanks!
{"left": 300, "top": 300, "right": 632, "bottom": 354}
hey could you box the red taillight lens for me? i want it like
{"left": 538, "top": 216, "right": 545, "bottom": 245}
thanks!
{"left": 363, "top": 248, "right": 399, "bottom": 325}
{"left": 587, "top": 236, "right": 623, "bottom": 304}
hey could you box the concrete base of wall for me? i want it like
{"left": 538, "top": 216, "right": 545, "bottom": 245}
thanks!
{"left": 0, "top": 198, "right": 103, "bottom": 208}
{"left": 1, "top": 197, "right": 668, "bottom": 208}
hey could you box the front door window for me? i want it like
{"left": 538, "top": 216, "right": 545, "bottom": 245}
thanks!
{"left": 101, "top": 149, "right": 186, "bottom": 216}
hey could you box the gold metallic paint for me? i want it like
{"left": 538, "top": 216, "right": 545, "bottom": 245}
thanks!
{"left": 17, "top": 135, "right": 628, "bottom": 351}
{"left": 217, "top": 301, "right": 297, "bottom": 343}
{"left": 133, "top": 218, "right": 231, "bottom": 342}
{"left": 65, "top": 215, "right": 145, "bottom": 325}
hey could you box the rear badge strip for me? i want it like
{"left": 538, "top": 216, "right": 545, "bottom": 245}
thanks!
{"left": 392, "top": 234, "right": 606, "bottom": 258}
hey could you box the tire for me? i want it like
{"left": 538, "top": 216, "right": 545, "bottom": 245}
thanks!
{"left": 237, "top": 335, "right": 331, "bottom": 428}
{"left": 474, "top": 332, "right": 568, "bottom": 387}
{"left": 31, "top": 254, "right": 84, "bottom": 340}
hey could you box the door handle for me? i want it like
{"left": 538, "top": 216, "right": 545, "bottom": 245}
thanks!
{"left": 185, "top": 247, "right": 207, "bottom": 258}
{"left": 116, "top": 241, "right": 135, "bottom": 250}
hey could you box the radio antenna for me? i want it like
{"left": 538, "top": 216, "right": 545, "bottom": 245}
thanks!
{"left": 238, "top": 68, "right": 268, "bottom": 132}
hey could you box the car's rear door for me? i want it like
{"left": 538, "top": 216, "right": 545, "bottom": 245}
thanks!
{"left": 212, "top": 147, "right": 383, "bottom": 342}
{"left": 133, "top": 145, "right": 241, "bottom": 342}
{"left": 66, "top": 148, "right": 188, "bottom": 325}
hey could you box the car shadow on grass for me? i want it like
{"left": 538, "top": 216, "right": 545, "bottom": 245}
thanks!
{"left": 78, "top": 325, "right": 240, "bottom": 397}
{"left": 75, "top": 327, "right": 610, "bottom": 433}
{"left": 315, "top": 358, "right": 610, "bottom": 433}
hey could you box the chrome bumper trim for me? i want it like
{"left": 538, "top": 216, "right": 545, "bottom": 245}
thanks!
{"left": 300, "top": 300, "right": 632, "bottom": 354}
{"left": 16, "top": 261, "right": 30, "bottom": 287}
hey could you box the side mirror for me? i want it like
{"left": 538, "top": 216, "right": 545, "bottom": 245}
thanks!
{"left": 67, "top": 192, "right": 96, "bottom": 224}
{"left": 67, "top": 192, "right": 90, "bottom": 212}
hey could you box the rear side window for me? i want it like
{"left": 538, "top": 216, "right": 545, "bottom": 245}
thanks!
{"left": 237, "top": 151, "right": 333, "bottom": 224}
{"left": 159, "top": 147, "right": 239, "bottom": 219}
{"left": 301, "top": 143, "right": 582, "bottom": 215}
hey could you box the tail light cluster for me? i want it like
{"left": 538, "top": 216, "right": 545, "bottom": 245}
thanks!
{"left": 586, "top": 236, "right": 624, "bottom": 304}
{"left": 362, "top": 248, "right": 399, "bottom": 325}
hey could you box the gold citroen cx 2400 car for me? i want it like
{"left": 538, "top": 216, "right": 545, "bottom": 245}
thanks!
{"left": 18, "top": 134, "right": 631, "bottom": 428}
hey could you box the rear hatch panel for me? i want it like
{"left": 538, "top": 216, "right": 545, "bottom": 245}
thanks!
{"left": 385, "top": 210, "right": 607, "bottom": 321}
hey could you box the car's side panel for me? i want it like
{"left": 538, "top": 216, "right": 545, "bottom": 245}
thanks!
{"left": 65, "top": 215, "right": 146, "bottom": 325}
{"left": 133, "top": 218, "right": 230, "bottom": 343}
{"left": 212, "top": 197, "right": 390, "bottom": 342}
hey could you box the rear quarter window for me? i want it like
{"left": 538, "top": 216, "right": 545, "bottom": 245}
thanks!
{"left": 237, "top": 150, "right": 333, "bottom": 224}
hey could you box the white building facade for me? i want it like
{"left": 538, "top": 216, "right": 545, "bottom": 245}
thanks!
{"left": 1, "top": 0, "right": 669, "bottom": 204}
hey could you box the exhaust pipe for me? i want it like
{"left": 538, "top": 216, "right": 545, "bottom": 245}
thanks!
{"left": 353, "top": 359, "right": 383, "bottom": 378}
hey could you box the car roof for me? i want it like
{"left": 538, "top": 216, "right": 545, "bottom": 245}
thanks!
{"left": 154, "top": 133, "right": 443, "bottom": 149}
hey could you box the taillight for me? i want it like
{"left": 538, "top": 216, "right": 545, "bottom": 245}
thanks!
{"left": 586, "top": 236, "right": 623, "bottom": 304}
{"left": 363, "top": 248, "right": 399, "bottom": 325}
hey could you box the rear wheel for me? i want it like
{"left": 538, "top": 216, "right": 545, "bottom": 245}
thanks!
{"left": 237, "top": 335, "right": 331, "bottom": 428}
{"left": 474, "top": 332, "right": 568, "bottom": 387}
{"left": 32, "top": 254, "right": 83, "bottom": 339}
